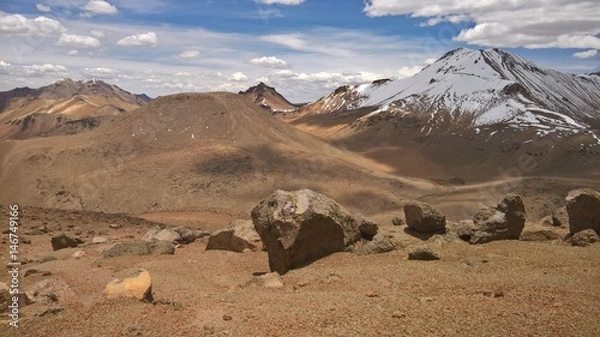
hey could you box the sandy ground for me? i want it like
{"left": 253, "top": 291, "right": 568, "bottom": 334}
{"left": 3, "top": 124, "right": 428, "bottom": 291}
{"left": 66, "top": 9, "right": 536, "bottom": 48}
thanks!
{"left": 0, "top": 206, "right": 599, "bottom": 337}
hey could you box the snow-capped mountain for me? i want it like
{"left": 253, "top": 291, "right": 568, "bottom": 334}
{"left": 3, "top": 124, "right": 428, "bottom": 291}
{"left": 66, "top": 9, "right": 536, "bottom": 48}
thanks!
{"left": 299, "top": 48, "right": 600, "bottom": 137}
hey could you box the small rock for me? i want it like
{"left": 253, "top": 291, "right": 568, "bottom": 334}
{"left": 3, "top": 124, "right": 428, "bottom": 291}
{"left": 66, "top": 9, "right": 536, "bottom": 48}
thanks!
{"left": 104, "top": 269, "right": 153, "bottom": 302}
{"left": 404, "top": 201, "right": 446, "bottom": 233}
{"left": 22, "top": 237, "right": 32, "bottom": 244}
{"left": 357, "top": 216, "right": 378, "bottom": 238}
{"left": 391, "top": 217, "right": 405, "bottom": 226}
{"left": 92, "top": 236, "right": 108, "bottom": 244}
{"left": 350, "top": 233, "right": 396, "bottom": 255}
{"left": 24, "top": 269, "right": 41, "bottom": 277}
{"left": 223, "top": 314, "right": 232, "bottom": 321}
{"left": 551, "top": 206, "right": 569, "bottom": 228}
{"left": 51, "top": 234, "right": 83, "bottom": 251}
{"left": 71, "top": 250, "right": 86, "bottom": 259}
{"left": 149, "top": 240, "right": 176, "bottom": 255}
{"left": 109, "top": 223, "right": 121, "bottom": 229}
{"left": 570, "top": 229, "right": 599, "bottom": 247}
{"left": 519, "top": 225, "right": 565, "bottom": 241}
{"left": 102, "top": 240, "right": 152, "bottom": 258}
{"left": 206, "top": 220, "right": 262, "bottom": 253}
{"left": 407, "top": 246, "right": 440, "bottom": 261}
{"left": 392, "top": 311, "right": 406, "bottom": 319}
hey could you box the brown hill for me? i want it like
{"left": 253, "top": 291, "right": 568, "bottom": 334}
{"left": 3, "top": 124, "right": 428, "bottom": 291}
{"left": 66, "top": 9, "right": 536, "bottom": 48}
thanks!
{"left": 0, "top": 92, "right": 440, "bottom": 216}
{"left": 0, "top": 78, "right": 149, "bottom": 139}
{"left": 239, "top": 82, "right": 301, "bottom": 111}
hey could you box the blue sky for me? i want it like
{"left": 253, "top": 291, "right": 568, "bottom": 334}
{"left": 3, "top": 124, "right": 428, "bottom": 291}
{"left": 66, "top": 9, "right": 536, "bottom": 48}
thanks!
{"left": 0, "top": 0, "right": 598, "bottom": 102}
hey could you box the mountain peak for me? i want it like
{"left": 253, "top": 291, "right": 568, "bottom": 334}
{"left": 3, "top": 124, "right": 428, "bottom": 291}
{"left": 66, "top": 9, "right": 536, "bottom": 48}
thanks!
{"left": 239, "top": 82, "right": 299, "bottom": 111}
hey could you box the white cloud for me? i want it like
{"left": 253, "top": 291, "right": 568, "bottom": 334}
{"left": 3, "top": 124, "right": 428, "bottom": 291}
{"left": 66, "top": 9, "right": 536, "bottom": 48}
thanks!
{"left": 90, "top": 30, "right": 105, "bottom": 38}
{"left": 117, "top": 32, "right": 158, "bottom": 47}
{"left": 0, "top": 60, "right": 11, "bottom": 67}
{"left": 249, "top": 56, "right": 289, "bottom": 69}
{"left": 82, "top": 67, "right": 118, "bottom": 79}
{"left": 5, "top": 63, "right": 69, "bottom": 77}
{"left": 67, "top": 49, "right": 79, "bottom": 56}
{"left": 57, "top": 33, "right": 101, "bottom": 48}
{"left": 363, "top": 1, "right": 600, "bottom": 50}
{"left": 178, "top": 50, "right": 200, "bottom": 59}
{"left": 255, "top": 0, "right": 306, "bottom": 5}
{"left": 229, "top": 72, "right": 248, "bottom": 82}
{"left": 81, "top": 0, "right": 118, "bottom": 17}
{"left": 0, "top": 13, "right": 65, "bottom": 36}
{"left": 36, "top": 4, "right": 52, "bottom": 13}
{"left": 397, "top": 65, "right": 423, "bottom": 79}
{"left": 573, "top": 49, "right": 598, "bottom": 59}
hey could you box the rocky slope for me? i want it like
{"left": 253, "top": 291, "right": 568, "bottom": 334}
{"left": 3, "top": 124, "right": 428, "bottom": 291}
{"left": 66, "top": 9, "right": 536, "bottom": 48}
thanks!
{"left": 238, "top": 82, "right": 301, "bottom": 112}
{"left": 0, "top": 78, "right": 150, "bottom": 139}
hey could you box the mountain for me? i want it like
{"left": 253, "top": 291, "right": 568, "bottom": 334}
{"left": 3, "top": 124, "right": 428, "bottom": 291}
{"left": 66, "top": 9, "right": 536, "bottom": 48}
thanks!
{"left": 0, "top": 78, "right": 150, "bottom": 139}
{"left": 238, "top": 82, "right": 301, "bottom": 112}
{"left": 0, "top": 92, "right": 438, "bottom": 216}
{"left": 297, "top": 48, "right": 600, "bottom": 136}
{"left": 286, "top": 48, "right": 600, "bottom": 181}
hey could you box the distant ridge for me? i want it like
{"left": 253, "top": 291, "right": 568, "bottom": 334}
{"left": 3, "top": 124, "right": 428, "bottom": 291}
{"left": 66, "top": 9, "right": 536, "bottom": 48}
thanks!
{"left": 238, "top": 82, "right": 302, "bottom": 112}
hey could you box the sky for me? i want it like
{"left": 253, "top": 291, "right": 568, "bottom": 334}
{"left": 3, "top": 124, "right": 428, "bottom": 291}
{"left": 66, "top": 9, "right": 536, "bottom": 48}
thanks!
{"left": 0, "top": 0, "right": 599, "bottom": 102}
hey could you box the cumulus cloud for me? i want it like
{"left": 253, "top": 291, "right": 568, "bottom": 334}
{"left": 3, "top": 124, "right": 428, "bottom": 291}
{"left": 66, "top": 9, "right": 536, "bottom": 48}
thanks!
{"left": 82, "top": 67, "right": 118, "bottom": 79}
{"left": 81, "top": 0, "right": 118, "bottom": 17}
{"left": 1, "top": 63, "right": 70, "bottom": 77}
{"left": 573, "top": 49, "right": 598, "bottom": 59}
{"left": 249, "top": 56, "right": 289, "bottom": 69}
{"left": 117, "top": 32, "right": 158, "bottom": 47}
{"left": 363, "top": 0, "right": 600, "bottom": 49}
{"left": 255, "top": 0, "right": 306, "bottom": 5}
{"left": 57, "top": 33, "right": 101, "bottom": 48}
{"left": 178, "top": 50, "right": 200, "bottom": 59}
{"left": 0, "top": 60, "right": 11, "bottom": 67}
{"left": 67, "top": 49, "right": 79, "bottom": 56}
{"left": 229, "top": 72, "right": 248, "bottom": 82}
{"left": 36, "top": 4, "right": 51, "bottom": 13}
{"left": 0, "top": 13, "right": 65, "bottom": 36}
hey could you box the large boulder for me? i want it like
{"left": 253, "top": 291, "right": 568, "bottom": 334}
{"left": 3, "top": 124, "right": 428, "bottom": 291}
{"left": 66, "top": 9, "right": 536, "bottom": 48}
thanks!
{"left": 206, "top": 220, "right": 262, "bottom": 253}
{"left": 566, "top": 189, "right": 600, "bottom": 234}
{"left": 404, "top": 201, "right": 446, "bottom": 233}
{"left": 143, "top": 227, "right": 207, "bottom": 244}
{"left": 102, "top": 240, "right": 175, "bottom": 257}
{"left": 519, "top": 225, "right": 565, "bottom": 242}
{"left": 251, "top": 189, "right": 361, "bottom": 274}
{"left": 470, "top": 193, "right": 526, "bottom": 244}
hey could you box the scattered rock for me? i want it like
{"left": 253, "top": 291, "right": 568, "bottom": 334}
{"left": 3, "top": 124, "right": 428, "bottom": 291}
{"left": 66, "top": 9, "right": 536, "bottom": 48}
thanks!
{"left": 357, "top": 217, "right": 378, "bottom": 238}
{"left": 102, "top": 240, "right": 152, "bottom": 258}
{"left": 551, "top": 206, "right": 569, "bottom": 228}
{"left": 392, "top": 311, "right": 406, "bottom": 319}
{"left": 566, "top": 188, "right": 600, "bottom": 234}
{"left": 392, "top": 217, "right": 405, "bottom": 226}
{"left": 251, "top": 189, "right": 361, "bottom": 274}
{"left": 71, "top": 250, "right": 86, "bottom": 259}
{"left": 243, "top": 272, "right": 284, "bottom": 289}
{"left": 21, "top": 237, "right": 32, "bottom": 244}
{"left": 104, "top": 269, "right": 153, "bottom": 302}
{"left": 50, "top": 234, "right": 84, "bottom": 251}
{"left": 407, "top": 246, "right": 440, "bottom": 261}
{"left": 149, "top": 240, "right": 176, "bottom": 255}
{"left": 24, "top": 269, "right": 42, "bottom": 277}
{"left": 109, "top": 223, "right": 121, "bottom": 229}
{"left": 206, "top": 220, "right": 262, "bottom": 253}
{"left": 404, "top": 201, "right": 446, "bottom": 233}
{"left": 92, "top": 236, "right": 108, "bottom": 244}
{"left": 519, "top": 225, "right": 565, "bottom": 242}
{"left": 143, "top": 227, "right": 206, "bottom": 245}
{"left": 448, "top": 220, "right": 477, "bottom": 241}
{"left": 25, "top": 277, "right": 76, "bottom": 306}
{"left": 222, "top": 314, "right": 232, "bottom": 321}
{"left": 350, "top": 233, "right": 396, "bottom": 255}
{"left": 470, "top": 193, "right": 526, "bottom": 244}
{"left": 569, "top": 229, "right": 599, "bottom": 247}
